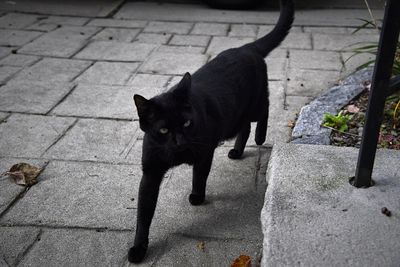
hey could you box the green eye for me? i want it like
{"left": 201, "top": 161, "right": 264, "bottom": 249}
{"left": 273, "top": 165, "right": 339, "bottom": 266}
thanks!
{"left": 159, "top": 128, "right": 168, "bottom": 134}
{"left": 183, "top": 120, "right": 191, "bottom": 127}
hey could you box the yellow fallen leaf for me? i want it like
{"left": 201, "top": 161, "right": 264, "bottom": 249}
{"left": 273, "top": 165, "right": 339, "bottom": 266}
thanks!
{"left": 6, "top": 163, "right": 41, "bottom": 186}
{"left": 231, "top": 255, "right": 251, "bottom": 267}
{"left": 196, "top": 241, "right": 205, "bottom": 252}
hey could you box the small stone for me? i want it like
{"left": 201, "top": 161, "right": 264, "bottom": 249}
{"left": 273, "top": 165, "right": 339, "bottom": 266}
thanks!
{"left": 381, "top": 207, "right": 391, "bottom": 217}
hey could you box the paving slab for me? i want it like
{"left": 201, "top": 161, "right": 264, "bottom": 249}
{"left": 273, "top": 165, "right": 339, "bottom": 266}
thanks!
{"left": 43, "top": 119, "right": 139, "bottom": 163}
{"left": 36, "top": 15, "right": 90, "bottom": 26}
{"left": 303, "top": 26, "right": 350, "bottom": 34}
{"left": 0, "top": 29, "right": 43, "bottom": 46}
{"left": 143, "top": 21, "right": 193, "bottom": 34}
{"left": 262, "top": 144, "right": 400, "bottom": 266}
{"left": 153, "top": 234, "right": 261, "bottom": 267}
{"left": 17, "top": 229, "right": 132, "bottom": 267}
{"left": 0, "top": 47, "right": 13, "bottom": 59}
{"left": 25, "top": 23, "right": 59, "bottom": 32}
{"left": 0, "top": 114, "right": 75, "bottom": 158}
{"left": 0, "top": 0, "right": 124, "bottom": 17}
{"left": 74, "top": 41, "right": 156, "bottom": 62}
{"left": 169, "top": 35, "right": 210, "bottom": 47}
{"left": 152, "top": 146, "right": 265, "bottom": 239}
{"left": 127, "top": 73, "right": 170, "bottom": 101}
{"left": 0, "top": 65, "right": 20, "bottom": 84}
{"left": 74, "top": 61, "right": 140, "bottom": 85}
{"left": 0, "top": 13, "right": 40, "bottom": 29}
{"left": 1, "top": 161, "right": 140, "bottom": 229}
{"left": 313, "top": 33, "right": 380, "bottom": 51}
{"left": 289, "top": 50, "right": 341, "bottom": 71}
{"left": 140, "top": 52, "right": 208, "bottom": 75}
{"left": 206, "top": 36, "right": 254, "bottom": 55}
{"left": 190, "top": 22, "right": 229, "bottom": 36}
{"left": 281, "top": 32, "right": 312, "bottom": 50}
{"left": 18, "top": 26, "right": 100, "bottom": 57}
{"left": 0, "top": 112, "right": 8, "bottom": 121}
{"left": 87, "top": 18, "right": 147, "bottom": 28}
{"left": 0, "top": 54, "right": 40, "bottom": 67}
{"left": 0, "top": 158, "right": 47, "bottom": 215}
{"left": 13, "top": 58, "right": 91, "bottom": 83}
{"left": 0, "top": 226, "right": 41, "bottom": 266}
{"left": 0, "top": 81, "right": 73, "bottom": 114}
{"left": 265, "top": 56, "right": 287, "bottom": 81}
{"left": 287, "top": 69, "right": 341, "bottom": 97}
{"left": 229, "top": 24, "right": 258, "bottom": 37}
{"left": 91, "top": 28, "right": 140, "bottom": 42}
{"left": 156, "top": 45, "right": 205, "bottom": 55}
{"left": 51, "top": 84, "right": 136, "bottom": 119}
{"left": 134, "top": 33, "right": 172, "bottom": 45}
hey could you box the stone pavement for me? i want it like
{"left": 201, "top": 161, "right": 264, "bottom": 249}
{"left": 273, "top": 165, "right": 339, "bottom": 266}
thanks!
{"left": 0, "top": 1, "right": 383, "bottom": 266}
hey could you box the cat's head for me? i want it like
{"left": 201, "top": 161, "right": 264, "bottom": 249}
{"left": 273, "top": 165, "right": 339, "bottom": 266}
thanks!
{"left": 133, "top": 73, "right": 194, "bottom": 150}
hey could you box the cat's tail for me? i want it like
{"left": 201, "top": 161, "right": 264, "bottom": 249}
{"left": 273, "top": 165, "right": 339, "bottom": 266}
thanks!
{"left": 246, "top": 0, "right": 294, "bottom": 57}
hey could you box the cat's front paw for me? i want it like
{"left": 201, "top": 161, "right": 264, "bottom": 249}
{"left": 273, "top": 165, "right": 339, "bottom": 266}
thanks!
{"left": 128, "top": 244, "right": 148, "bottom": 263}
{"left": 189, "top": 193, "right": 205, "bottom": 206}
{"left": 228, "top": 149, "right": 242, "bottom": 159}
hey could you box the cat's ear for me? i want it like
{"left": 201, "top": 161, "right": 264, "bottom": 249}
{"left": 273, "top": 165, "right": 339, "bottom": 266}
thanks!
{"left": 177, "top": 72, "right": 191, "bottom": 90}
{"left": 133, "top": 94, "right": 151, "bottom": 118}
{"left": 174, "top": 72, "right": 191, "bottom": 101}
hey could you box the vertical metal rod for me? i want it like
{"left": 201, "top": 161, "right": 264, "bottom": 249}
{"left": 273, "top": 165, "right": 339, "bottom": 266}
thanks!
{"left": 353, "top": 0, "right": 400, "bottom": 187}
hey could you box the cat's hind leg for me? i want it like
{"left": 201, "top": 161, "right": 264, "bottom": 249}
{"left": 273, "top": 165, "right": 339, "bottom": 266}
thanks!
{"left": 228, "top": 122, "right": 251, "bottom": 159}
{"left": 255, "top": 111, "right": 268, "bottom": 145}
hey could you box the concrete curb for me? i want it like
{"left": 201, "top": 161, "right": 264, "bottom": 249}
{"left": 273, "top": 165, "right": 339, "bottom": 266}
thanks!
{"left": 291, "top": 67, "right": 373, "bottom": 145}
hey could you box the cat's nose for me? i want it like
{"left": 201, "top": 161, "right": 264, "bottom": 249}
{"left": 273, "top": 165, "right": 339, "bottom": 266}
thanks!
{"left": 175, "top": 134, "right": 186, "bottom": 147}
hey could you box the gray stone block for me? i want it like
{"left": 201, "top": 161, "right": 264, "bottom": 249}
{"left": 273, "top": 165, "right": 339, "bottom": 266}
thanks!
{"left": 341, "top": 52, "right": 375, "bottom": 76}
{"left": 0, "top": 158, "right": 47, "bottom": 215}
{"left": 0, "top": 226, "right": 41, "bottom": 266}
{"left": 14, "top": 58, "right": 91, "bottom": 82}
{"left": 0, "top": 29, "right": 42, "bottom": 46}
{"left": 87, "top": 18, "right": 147, "bottom": 28}
{"left": 191, "top": 22, "right": 229, "bottom": 36}
{"left": 91, "top": 28, "right": 140, "bottom": 42}
{"left": 281, "top": 32, "right": 312, "bottom": 50}
{"left": 25, "top": 22, "right": 58, "bottom": 32}
{"left": 0, "top": 81, "right": 74, "bottom": 114}
{"left": 153, "top": 234, "right": 261, "bottom": 267}
{"left": 169, "top": 34, "right": 210, "bottom": 47}
{"left": 127, "top": 73, "right": 170, "bottom": 99}
{"left": 51, "top": 84, "right": 136, "bottom": 120}
{"left": 265, "top": 56, "right": 287, "bottom": 81}
{"left": 289, "top": 50, "right": 341, "bottom": 71}
{"left": 0, "top": 54, "right": 40, "bottom": 67}
{"left": 37, "top": 15, "right": 89, "bottom": 26}
{"left": 74, "top": 41, "right": 156, "bottom": 61}
{"left": 152, "top": 146, "right": 265, "bottom": 239}
{"left": 44, "top": 119, "right": 139, "bottom": 163}
{"left": 0, "top": 13, "right": 39, "bottom": 29}
{"left": 144, "top": 21, "right": 193, "bottom": 34}
{"left": 156, "top": 45, "right": 205, "bottom": 54}
{"left": 17, "top": 228, "right": 133, "bottom": 267}
{"left": 287, "top": 69, "right": 341, "bottom": 97}
{"left": 134, "top": 33, "right": 172, "bottom": 45}
{"left": 140, "top": 52, "right": 207, "bottom": 75}
{"left": 313, "top": 33, "right": 380, "bottom": 51}
{"left": 303, "top": 26, "right": 350, "bottom": 34}
{"left": 0, "top": 47, "right": 13, "bottom": 59}
{"left": 18, "top": 26, "right": 100, "bottom": 57}
{"left": 0, "top": 114, "right": 75, "bottom": 158}
{"left": 0, "top": 161, "right": 140, "bottom": 229}
{"left": 74, "top": 61, "right": 139, "bottom": 85}
{"left": 0, "top": 112, "right": 8, "bottom": 121}
{"left": 257, "top": 26, "right": 302, "bottom": 38}
{"left": 229, "top": 24, "right": 258, "bottom": 37}
{"left": 0, "top": 66, "right": 20, "bottom": 84}
{"left": 262, "top": 144, "right": 400, "bottom": 266}
{"left": 206, "top": 36, "right": 254, "bottom": 55}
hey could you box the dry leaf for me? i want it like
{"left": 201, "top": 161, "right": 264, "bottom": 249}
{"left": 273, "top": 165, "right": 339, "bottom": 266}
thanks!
{"left": 231, "top": 255, "right": 251, "bottom": 267}
{"left": 346, "top": 104, "right": 360, "bottom": 114}
{"left": 196, "top": 241, "right": 205, "bottom": 252}
{"left": 6, "top": 163, "right": 41, "bottom": 186}
{"left": 287, "top": 120, "right": 295, "bottom": 128}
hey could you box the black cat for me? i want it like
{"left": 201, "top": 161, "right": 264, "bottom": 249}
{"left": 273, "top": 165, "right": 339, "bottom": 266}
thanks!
{"left": 129, "top": 0, "right": 294, "bottom": 263}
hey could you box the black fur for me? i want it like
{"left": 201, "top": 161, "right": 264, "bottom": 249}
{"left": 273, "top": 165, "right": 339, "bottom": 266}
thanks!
{"left": 129, "top": 0, "right": 294, "bottom": 263}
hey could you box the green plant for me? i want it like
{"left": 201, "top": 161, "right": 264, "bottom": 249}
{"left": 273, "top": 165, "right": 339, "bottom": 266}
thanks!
{"left": 322, "top": 111, "right": 353, "bottom": 133}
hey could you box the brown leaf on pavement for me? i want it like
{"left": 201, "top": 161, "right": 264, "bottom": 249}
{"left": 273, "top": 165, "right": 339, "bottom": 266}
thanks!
{"left": 5, "top": 163, "right": 41, "bottom": 186}
{"left": 196, "top": 241, "right": 205, "bottom": 252}
{"left": 346, "top": 104, "right": 360, "bottom": 114}
{"left": 231, "top": 255, "right": 251, "bottom": 267}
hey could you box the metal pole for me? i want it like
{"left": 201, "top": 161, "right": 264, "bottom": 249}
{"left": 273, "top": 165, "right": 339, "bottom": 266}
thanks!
{"left": 353, "top": 0, "right": 400, "bottom": 188}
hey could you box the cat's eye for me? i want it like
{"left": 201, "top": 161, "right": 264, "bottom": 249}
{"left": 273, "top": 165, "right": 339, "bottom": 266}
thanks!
{"left": 159, "top": 128, "right": 169, "bottom": 134}
{"left": 183, "top": 120, "right": 191, "bottom": 128}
